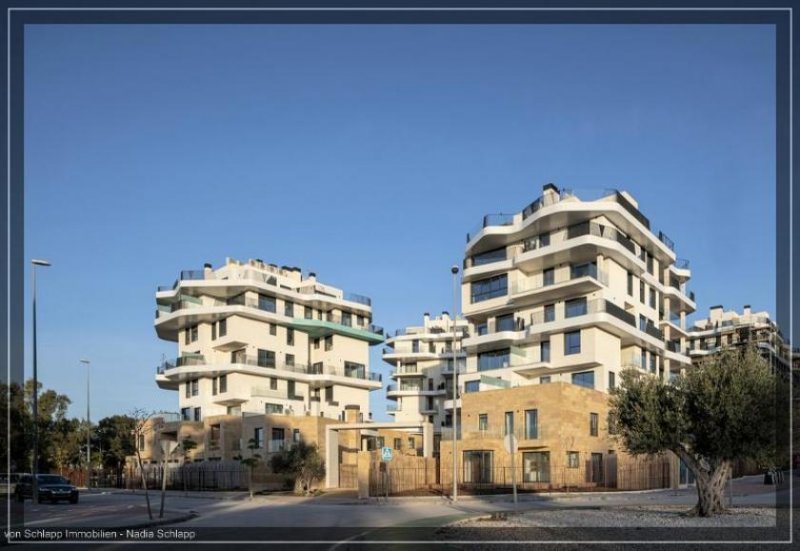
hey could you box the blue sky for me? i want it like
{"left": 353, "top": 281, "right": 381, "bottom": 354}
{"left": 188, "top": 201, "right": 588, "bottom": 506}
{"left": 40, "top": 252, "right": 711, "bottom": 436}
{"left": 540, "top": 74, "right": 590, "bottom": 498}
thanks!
{"left": 24, "top": 24, "right": 776, "bottom": 422}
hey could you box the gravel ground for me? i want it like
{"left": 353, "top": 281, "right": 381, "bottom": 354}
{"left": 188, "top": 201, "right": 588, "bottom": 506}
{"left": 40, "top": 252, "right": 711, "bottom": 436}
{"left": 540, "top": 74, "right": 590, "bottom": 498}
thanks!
{"left": 447, "top": 505, "right": 776, "bottom": 528}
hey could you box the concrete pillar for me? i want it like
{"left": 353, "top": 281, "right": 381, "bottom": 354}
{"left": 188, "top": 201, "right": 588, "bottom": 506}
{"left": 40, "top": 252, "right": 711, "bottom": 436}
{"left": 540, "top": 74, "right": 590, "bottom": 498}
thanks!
{"left": 422, "top": 422, "right": 434, "bottom": 458}
{"left": 357, "top": 450, "right": 371, "bottom": 499}
{"left": 325, "top": 427, "right": 339, "bottom": 489}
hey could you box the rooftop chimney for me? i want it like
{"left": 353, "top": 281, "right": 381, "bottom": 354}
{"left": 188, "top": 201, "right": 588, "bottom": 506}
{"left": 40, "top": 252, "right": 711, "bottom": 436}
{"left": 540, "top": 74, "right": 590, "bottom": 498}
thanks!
{"left": 743, "top": 305, "right": 751, "bottom": 317}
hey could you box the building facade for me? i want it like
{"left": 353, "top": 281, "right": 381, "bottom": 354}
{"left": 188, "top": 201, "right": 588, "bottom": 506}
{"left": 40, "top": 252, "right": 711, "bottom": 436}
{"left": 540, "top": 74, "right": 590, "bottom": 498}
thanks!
{"left": 686, "top": 305, "right": 791, "bottom": 376}
{"left": 459, "top": 184, "right": 695, "bottom": 402}
{"left": 150, "top": 257, "right": 384, "bottom": 461}
{"left": 382, "top": 312, "right": 468, "bottom": 431}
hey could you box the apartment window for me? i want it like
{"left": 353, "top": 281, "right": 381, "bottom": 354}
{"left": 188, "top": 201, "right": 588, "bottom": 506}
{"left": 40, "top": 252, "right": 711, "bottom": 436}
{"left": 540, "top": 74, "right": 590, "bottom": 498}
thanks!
{"left": 540, "top": 376, "right": 551, "bottom": 384}
{"left": 325, "top": 335, "right": 333, "bottom": 351}
{"left": 304, "top": 306, "right": 313, "bottom": 319}
{"left": 193, "top": 407, "right": 201, "bottom": 422}
{"left": 325, "top": 386, "right": 334, "bottom": 402}
{"left": 523, "top": 451, "right": 550, "bottom": 483}
{"left": 393, "top": 438, "right": 402, "bottom": 450}
{"left": 465, "top": 380, "right": 480, "bottom": 393}
{"left": 471, "top": 274, "right": 508, "bottom": 303}
{"left": 254, "top": 427, "right": 264, "bottom": 448}
{"left": 570, "top": 261, "right": 597, "bottom": 280}
{"left": 543, "top": 267, "right": 555, "bottom": 286}
{"left": 627, "top": 272, "right": 633, "bottom": 296}
{"left": 540, "top": 232, "right": 550, "bottom": 247}
{"left": 647, "top": 254, "right": 654, "bottom": 274}
{"left": 311, "top": 362, "right": 323, "bottom": 374}
{"left": 342, "top": 311, "right": 352, "bottom": 327}
{"left": 188, "top": 325, "right": 198, "bottom": 343}
{"left": 211, "top": 322, "right": 217, "bottom": 340}
{"left": 649, "top": 288, "right": 657, "bottom": 309}
{"left": 286, "top": 353, "right": 295, "bottom": 367}
{"left": 271, "top": 428, "right": 286, "bottom": 452}
{"left": 344, "top": 361, "right": 365, "bottom": 379}
{"left": 608, "top": 412, "right": 618, "bottom": 435}
{"left": 572, "top": 370, "right": 595, "bottom": 389}
{"left": 377, "top": 436, "right": 385, "bottom": 449}
{"left": 478, "top": 348, "right": 510, "bottom": 371}
{"left": 504, "top": 411, "right": 514, "bottom": 436}
{"left": 180, "top": 407, "right": 190, "bottom": 421}
{"left": 265, "top": 403, "right": 283, "bottom": 414}
{"left": 463, "top": 451, "right": 493, "bottom": 483}
{"left": 541, "top": 341, "right": 551, "bottom": 362}
{"left": 219, "top": 318, "right": 227, "bottom": 337}
{"left": 564, "top": 331, "right": 581, "bottom": 355}
{"left": 357, "top": 314, "right": 364, "bottom": 326}
{"left": 641, "top": 349, "right": 647, "bottom": 370}
{"left": 525, "top": 409, "right": 538, "bottom": 439}
{"left": 287, "top": 380, "right": 297, "bottom": 398}
{"left": 219, "top": 374, "right": 227, "bottom": 393}
{"left": 269, "top": 323, "right": 276, "bottom": 336}
{"left": 191, "top": 379, "right": 199, "bottom": 397}
{"left": 544, "top": 303, "right": 555, "bottom": 323}
{"left": 287, "top": 328, "right": 295, "bottom": 346}
{"left": 640, "top": 281, "right": 645, "bottom": 303}
{"left": 609, "top": 371, "right": 616, "bottom": 389}
{"left": 408, "top": 437, "right": 416, "bottom": 450}
{"left": 314, "top": 337, "right": 320, "bottom": 349}
{"left": 212, "top": 378, "right": 218, "bottom": 396}
{"left": 258, "top": 294, "right": 276, "bottom": 313}
{"left": 567, "top": 451, "right": 580, "bottom": 469}
{"left": 639, "top": 314, "right": 648, "bottom": 332}
{"left": 650, "top": 353, "right": 657, "bottom": 373}
{"left": 478, "top": 414, "right": 488, "bottom": 431}
{"left": 258, "top": 349, "right": 275, "bottom": 368}
{"left": 496, "top": 313, "right": 515, "bottom": 332}
{"left": 184, "top": 327, "right": 190, "bottom": 345}
{"left": 293, "top": 429, "right": 301, "bottom": 443}
{"left": 476, "top": 322, "right": 488, "bottom": 336}
{"left": 565, "top": 297, "right": 588, "bottom": 318}
{"left": 184, "top": 382, "right": 190, "bottom": 399}
{"left": 284, "top": 301, "right": 294, "bottom": 317}
{"left": 472, "top": 247, "right": 507, "bottom": 267}
{"left": 590, "top": 413, "right": 599, "bottom": 437}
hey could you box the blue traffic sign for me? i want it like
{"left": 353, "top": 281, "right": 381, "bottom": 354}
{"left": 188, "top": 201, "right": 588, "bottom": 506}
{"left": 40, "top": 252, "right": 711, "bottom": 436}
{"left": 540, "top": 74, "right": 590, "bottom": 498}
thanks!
{"left": 381, "top": 446, "right": 393, "bottom": 461}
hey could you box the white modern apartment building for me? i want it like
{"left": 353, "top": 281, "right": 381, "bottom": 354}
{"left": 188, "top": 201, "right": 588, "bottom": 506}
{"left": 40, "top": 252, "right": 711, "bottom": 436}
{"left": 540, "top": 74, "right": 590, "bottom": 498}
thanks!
{"left": 382, "top": 312, "right": 468, "bottom": 429}
{"left": 154, "top": 258, "right": 384, "bottom": 422}
{"left": 687, "top": 305, "right": 791, "bottom": 376}
{"left": 458, "top": 183, "right": 696, "bottom": 400}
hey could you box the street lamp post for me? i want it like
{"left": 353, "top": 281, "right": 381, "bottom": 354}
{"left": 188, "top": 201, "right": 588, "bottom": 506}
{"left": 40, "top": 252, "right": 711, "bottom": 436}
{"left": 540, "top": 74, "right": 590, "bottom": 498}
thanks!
{"left": 31, "top": 258, "right": 51, "bottom": 504}
{"left": 451, "top": 264, "right": 459, "bottom": 503}
{"left": 81, "top": 359, "right": 91, "bottom": 489}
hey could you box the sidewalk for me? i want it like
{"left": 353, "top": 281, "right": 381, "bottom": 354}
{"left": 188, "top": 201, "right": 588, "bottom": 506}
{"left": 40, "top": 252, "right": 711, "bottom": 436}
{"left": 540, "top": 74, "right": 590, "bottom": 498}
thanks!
{"left": 98, "top": 487, "right": 250, "bottom": 501}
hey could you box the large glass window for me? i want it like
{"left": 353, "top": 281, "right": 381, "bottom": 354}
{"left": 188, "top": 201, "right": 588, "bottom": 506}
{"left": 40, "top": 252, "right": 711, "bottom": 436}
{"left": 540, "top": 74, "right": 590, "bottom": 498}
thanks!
{"left": 540, "top": 232, "right": 550, "bottom": 247}
{"left": 478, "top": 349, "right": 510, "bottom": 371}
{"left": 478, "top": 414, "right": 488, "bottom": 431}
{"left": 572, "top": 370, "right": 595, "bottom": 389}
{"left": 540, "top": 341, "right": 551, "bottom": 362}
{"left": 304, "top": 306, "right": 313, "bottom": 319}
{"left": 627, "top": 272, "right": 633, "bottom": 296}
{"left": 525, "top": 409, "right": 538, "bottom": 439}
{"left": 463, "top": 451, "right": 493, "bottom": 483}
{"left": 344, "top": 361, "right": 365, "bottom": 379}
{"left": 254, "top": 427, "right": 264, "bottom": 448}
{"left": 219, "top": 318, "right": 226, "bottom": 337}
{"left": 284, "top": 301, "right": 294, "bottom": 317}
{"left": 523, "top": 451, "right": 550, "bottom": 482}
{"left": 544, "top": 304, "right": 555, "bottom": 323}
{"left": 565, "top": 297, "right": 588, "bottom": 318}
{"left": 567, "top": 451, "right": 579, "bottom": 469}
{"left": 287, "top": 328, "right": 295, "bottom": 346}
{"left": 471, "top": 274, "right": 508, "bottom": 303}
{"left": 464, "top": 380, "right": 480, "bottom": 393}
{"left": 257, "top": 349, "right": 275, "bottom": 368}
{"left": 504, "top": 411, "right": 514, "bottom": 436}
{"left": 258, "top": 294, "right": 276, "bottom": 313}
{"left": 609, "top": 371, "right": 616, "bottom": 389}
{"left": 590, "top": 413, "right": 599, "bottom": 436}
{"left": 496, "top": 313, "right": 515, "bottom": 332}
{"left": 570, "top": 261, "right": 597, "bottom": 280}
{"left": 543, "top": 268, "right": 555, "bottom": 286}
{"left": 564, "top": 331, "right": 581, "bottom": 355}
{"left": 342, "top": 312, "right": 352, "bottom": 327}
{"left": 190, "top": 379, "right": 198, "bottom": 396}
{"left": 472, "top": 247, "right": 507, "bottom": 267}
{"left": 476, "top": 322, "right": 488, "bottom": 336}
{"left": 193, "top": 407, "right": 201, "bottom": 422}
{"left": 265, "top": 403, "right": 283, "bottom": 414}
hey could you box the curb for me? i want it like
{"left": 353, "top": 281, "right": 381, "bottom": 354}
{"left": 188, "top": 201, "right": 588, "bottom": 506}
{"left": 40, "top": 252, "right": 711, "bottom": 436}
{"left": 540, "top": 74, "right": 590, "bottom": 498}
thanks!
{"left": 113, "top": 512, "right": 199, "bottom": 530}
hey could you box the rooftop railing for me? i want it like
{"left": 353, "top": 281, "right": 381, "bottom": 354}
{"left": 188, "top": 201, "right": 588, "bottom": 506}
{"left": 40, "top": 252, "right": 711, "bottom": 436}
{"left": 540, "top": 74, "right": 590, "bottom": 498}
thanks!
{"left": 657, "top": 231, "right": 675, "bottom": 252}
{"left": 674, "top": 258, "right": 690, "bottom": 270}
{"left": 466, "top": 213, "right": 516, "bottom": 242}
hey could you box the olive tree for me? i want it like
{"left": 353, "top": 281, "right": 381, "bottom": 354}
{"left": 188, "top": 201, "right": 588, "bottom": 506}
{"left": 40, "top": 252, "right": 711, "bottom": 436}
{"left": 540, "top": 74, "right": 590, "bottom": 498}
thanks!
{"left": 609, "top": 346, "right": 778, "bottom": 517}
{"left": 270, "top": 441, "right": 325, "bottom": 496}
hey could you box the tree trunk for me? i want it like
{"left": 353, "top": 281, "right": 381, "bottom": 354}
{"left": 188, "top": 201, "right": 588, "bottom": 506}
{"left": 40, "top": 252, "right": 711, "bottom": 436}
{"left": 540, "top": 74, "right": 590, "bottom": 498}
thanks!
{"left": 135, "top": 449, "right": 153, "bottom": 520}
{"left": 676, "top": 449, "right": 730, "bottom": 517}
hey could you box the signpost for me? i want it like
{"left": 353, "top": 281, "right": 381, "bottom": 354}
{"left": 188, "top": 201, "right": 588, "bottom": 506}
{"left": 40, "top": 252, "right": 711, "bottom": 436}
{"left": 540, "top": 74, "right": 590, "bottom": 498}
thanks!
{"left": 381, "top": 447, "right": 392, "bottom": 499}
{"left": 504, "top": 434, "right": 518, "bottom": 504}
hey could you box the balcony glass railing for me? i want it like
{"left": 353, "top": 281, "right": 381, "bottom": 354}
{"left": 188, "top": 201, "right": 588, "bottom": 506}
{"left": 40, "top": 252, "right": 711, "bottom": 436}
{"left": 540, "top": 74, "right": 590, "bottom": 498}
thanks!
{"left": 158, "top": 355, "right": 381, "bottom": 382}
{"left": 511, "top": 266, "right": 608, "bottom": 295}
{"left": 466, "top": 213, "right": 516, "bottom": 242}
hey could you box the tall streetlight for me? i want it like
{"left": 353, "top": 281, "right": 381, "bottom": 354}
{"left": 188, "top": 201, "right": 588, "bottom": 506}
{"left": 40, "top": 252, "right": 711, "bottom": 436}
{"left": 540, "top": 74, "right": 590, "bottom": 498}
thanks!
{"left": 80, "top": 358, "right": 91, "bottom": 489}
{"left": 451, "top": 264, "right": 460, "bottom": 503}
{"left": 31, "top": 258, "right": 51, "bottom": 505}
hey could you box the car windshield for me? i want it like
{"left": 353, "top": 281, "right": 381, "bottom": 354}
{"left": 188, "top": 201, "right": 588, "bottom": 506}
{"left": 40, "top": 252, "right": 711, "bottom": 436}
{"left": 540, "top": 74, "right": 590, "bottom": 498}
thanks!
{"left": 37, "top": 475, "right": 68, "bottom": 485}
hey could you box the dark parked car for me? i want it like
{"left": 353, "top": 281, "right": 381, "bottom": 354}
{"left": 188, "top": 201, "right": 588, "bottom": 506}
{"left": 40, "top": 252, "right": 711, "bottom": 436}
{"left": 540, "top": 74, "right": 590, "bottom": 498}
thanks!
{"left": 15, "top": 474, "right": 79, "bottom": 504}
